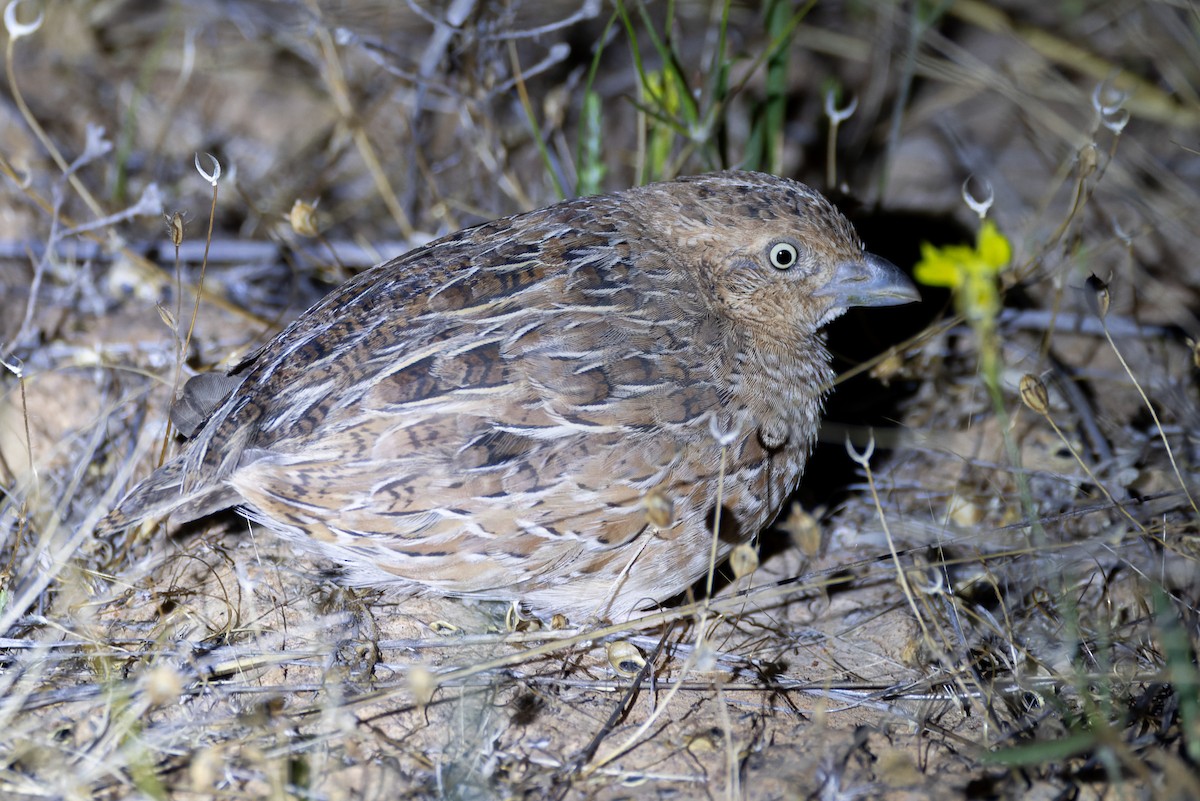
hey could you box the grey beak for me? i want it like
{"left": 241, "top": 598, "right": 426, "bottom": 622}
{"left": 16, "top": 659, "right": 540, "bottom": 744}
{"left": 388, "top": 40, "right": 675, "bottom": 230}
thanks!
{"left": 814, "top": 253, "right": 921, "bottom": 309}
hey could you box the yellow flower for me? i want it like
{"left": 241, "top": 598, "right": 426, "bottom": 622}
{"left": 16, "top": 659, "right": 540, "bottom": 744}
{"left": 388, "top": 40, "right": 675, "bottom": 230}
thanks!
{"left": 977, "top": 219, "right": 1012, "bottom": 267}
{"left": 914, "top": 242, "right": 973, "bottom": 288}
{"left": 914, "top": 220, "right": 1011, "bottom": 322}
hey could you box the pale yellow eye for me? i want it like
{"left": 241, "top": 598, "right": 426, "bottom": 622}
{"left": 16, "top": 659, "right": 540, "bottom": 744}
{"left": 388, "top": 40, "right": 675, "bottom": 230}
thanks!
{"left": 769, "top": 242, "right": 798, "bottom": 270}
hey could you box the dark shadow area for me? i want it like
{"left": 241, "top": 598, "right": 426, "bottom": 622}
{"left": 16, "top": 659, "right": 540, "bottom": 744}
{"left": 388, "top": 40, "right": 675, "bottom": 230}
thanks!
{"left": 763, "top": 208, "right": 967, "bottom": 564}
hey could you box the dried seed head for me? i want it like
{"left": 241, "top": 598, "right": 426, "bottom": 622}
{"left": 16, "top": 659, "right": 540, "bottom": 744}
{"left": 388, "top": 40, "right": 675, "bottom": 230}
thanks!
{"left": 685, "top": 728, "right": 722, "bottom": 754}
{"left": 642, "top": 487, "right": 675, "bottom": 532}
{"left": 289, "top": 199, "right": 320, "bottom": 237}
{"left": 947, "top": 494, "right": 983, "bottom": 528}
{"left": 1085, "top": 273, "right": 1110, "bottom": 318}
{"left": 155, "top": 302, "right": 177, "bottom": 331}
{"left": 606, "top": 641, "right": 646, "bottom": 677}
{"left": 869, "top": 349, "right": 904, "bottom": 386}
{"left": 729, "top": 542, "right": 758, "bottom": 579}
{"left": 407, "top": 665, "right": 437, "bottom": 707}
{"left": 143, "top": 663, "right": 184, "bottom": 707}
{"left": 165, "top": 211, "right": 185, "bottom": 247}
{"left": 906, "top": 554, "right": 944, "bottom": 596}
{"left": 1186, "top": 338, "right": 1200, "bottom": 370}
{"left": 189, "top": 748, "right": 221, "bottom": 794}
{"left": 961, "top": 175, "right": 994, "bottom": 219}
{"left": 780, "top": 502, "right": 822, "bottom": 557}
{"left": 824, "top": 88, "right": 858, "bottom": 125}
{"left": 194, "top": 152, "right": 221, "bottom": 186}
{"left": 1079, "top": 143, "right": 1098, "bottom": 178}
{"left": 5, "top": 0, "right": 44, "bottom": 40}
{"left": 505, "top": 601, "right": 541, "bottom": 632}
{"left": 1092, "top": 80, "right": 1128, "bottom": 116}
{"left": 1019, "top": 374, "right": 1050, "bottom": 415}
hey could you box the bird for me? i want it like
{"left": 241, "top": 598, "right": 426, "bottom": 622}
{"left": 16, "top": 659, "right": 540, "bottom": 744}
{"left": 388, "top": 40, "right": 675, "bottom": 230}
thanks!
{"left": 99, "top": 170, "right": 918, "bottom": 620}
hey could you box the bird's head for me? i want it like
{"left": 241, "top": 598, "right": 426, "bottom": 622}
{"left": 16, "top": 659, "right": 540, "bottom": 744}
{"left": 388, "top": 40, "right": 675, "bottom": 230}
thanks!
{"left": 647, "top": 171, "right": 919, "bottom": 341}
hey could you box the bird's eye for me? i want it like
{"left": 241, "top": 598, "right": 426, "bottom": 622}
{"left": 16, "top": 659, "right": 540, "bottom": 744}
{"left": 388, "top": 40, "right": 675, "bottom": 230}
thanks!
{"left": 768, "top": 242, "right": 799, "bottom": 270}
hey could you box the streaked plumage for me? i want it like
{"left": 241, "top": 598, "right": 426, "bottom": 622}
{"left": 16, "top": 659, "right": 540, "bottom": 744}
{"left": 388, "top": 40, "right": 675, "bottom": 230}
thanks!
{"left": 100, "top": 171, "right": 918, "bottom": 619}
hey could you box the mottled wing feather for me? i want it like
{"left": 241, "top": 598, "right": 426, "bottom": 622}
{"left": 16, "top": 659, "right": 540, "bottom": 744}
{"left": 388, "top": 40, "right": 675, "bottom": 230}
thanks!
{"left": 108, "top": 195, "right": 729, "bottom": 573}
{"left": 221, "top": 221, "right": 731, "bottom": 579}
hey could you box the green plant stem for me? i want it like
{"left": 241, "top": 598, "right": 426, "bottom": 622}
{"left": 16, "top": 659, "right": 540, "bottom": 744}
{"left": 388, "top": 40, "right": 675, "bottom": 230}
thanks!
{"left": 979, "top": 325, "right": 1046, "bottom": 545}
{"left": 509, "top": 41, "right": 566, "bottom": 200}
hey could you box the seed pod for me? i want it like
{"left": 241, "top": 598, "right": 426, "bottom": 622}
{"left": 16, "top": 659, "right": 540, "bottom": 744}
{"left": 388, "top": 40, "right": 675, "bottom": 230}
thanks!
{"left": 1019, "top": 374, "right": 1050, "bottom": 415}
{"left": 165, "top": 211, "right": 185, "bottom": 247}
{"left": 607, "top": 641, "right": 646, "bottom": 677}
{"left": 289, "top": 198, "right": 320, "bottom": 237}
{"left": 1085, "top": 273, "right": 1110, "bottom": 318}
{"left": 408, "top": 665, "right": 438, "bottom": 707}
{"left": 642, "top": 487, "right": 675, "bottom": 532}
{"left": 729, "top": 542, "right": 758, "bottom": 579}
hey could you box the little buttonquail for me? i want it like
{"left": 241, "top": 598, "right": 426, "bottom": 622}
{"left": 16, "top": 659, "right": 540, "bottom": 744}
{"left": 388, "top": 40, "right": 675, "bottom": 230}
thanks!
{"left": 100, "top": 171, "right": 919, "bottom": 620}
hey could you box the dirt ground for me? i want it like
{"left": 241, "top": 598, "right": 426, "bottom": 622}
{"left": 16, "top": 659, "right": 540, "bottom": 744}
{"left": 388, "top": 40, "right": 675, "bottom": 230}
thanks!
{"left": 1, "top": 1, "right": 1198, "bottom": 799}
